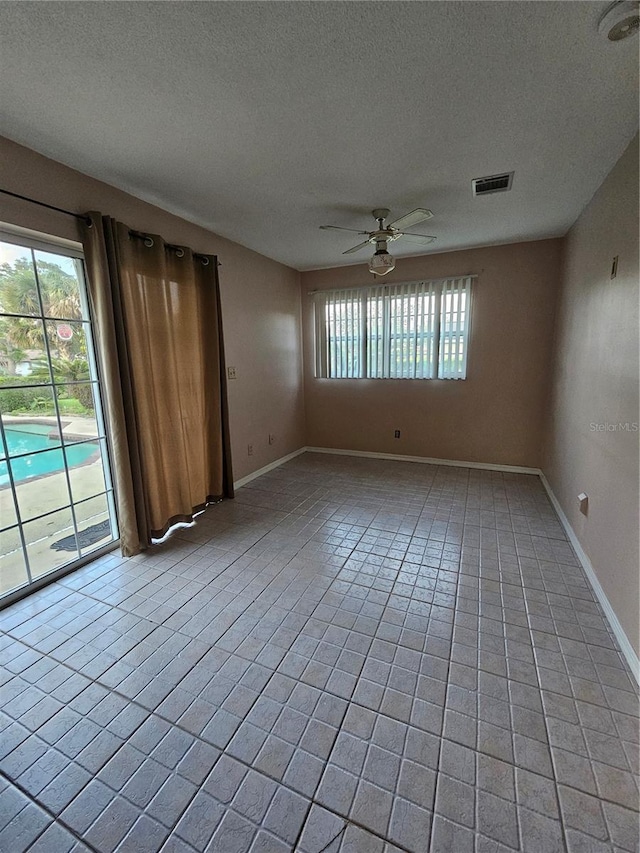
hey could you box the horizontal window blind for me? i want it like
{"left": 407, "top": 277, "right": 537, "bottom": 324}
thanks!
{"left": 314, "top": 276, "right": 472, "bottom": 380}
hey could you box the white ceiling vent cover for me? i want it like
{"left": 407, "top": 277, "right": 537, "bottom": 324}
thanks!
{"left": 472, "top": 172, "right": 514, "bottom": 196}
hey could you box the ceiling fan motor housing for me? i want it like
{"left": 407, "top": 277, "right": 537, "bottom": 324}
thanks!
{"left": 375, "top": 229, "right": 398, "bottom": 242}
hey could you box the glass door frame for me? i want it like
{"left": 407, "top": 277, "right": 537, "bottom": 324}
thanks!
{"left": 0, "top": 226, "right": 119, "bottom": 607}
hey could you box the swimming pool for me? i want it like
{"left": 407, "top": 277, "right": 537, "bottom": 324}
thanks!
{"left": 0, "top": 423, "right": 99, "bottom": 487}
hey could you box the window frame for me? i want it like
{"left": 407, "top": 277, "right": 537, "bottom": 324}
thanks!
{"left": 313, "top": 275, "right": 474, "bottom": 381}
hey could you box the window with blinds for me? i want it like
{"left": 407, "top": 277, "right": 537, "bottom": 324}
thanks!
{"left": 314, "top": 276, "right": 472, "bottom": 380}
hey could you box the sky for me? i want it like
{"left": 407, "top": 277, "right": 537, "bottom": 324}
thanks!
{"left": 0, "top": 241, "right": 77, "bottom": 277}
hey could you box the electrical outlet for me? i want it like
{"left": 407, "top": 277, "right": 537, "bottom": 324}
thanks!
{"left": 268, "top": 434, "right": 275, "bottom": 445}
{"left": 227, "top": 366, "right": 237, "bottom": 380}
{"left": 247, "top": 444, "right": 253, "bottom": 456}
{"left": 394, "top": 430, "right": 401, "bottom": 438}
{"left": 578, "top": 492, "right": 588, "bottom": 515}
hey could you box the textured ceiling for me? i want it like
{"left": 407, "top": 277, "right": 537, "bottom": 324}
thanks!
{"left": 0, "top": 1, "right": 638, "bottom": 270}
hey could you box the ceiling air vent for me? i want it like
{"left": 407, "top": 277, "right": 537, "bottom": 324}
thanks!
{"left": 472, "top": 172, "right": 514, "bottom": 196}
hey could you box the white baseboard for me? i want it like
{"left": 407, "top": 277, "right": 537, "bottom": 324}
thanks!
{"left": 540, "top": 473, "right": 639, "bottom": 685}
{"left": 233, "top": 447, "right": 307, "bottom": 490}
{"left": 235, "top": 445, "right": 540, "bottom": 488}
{"left": 305, "top": 446, "right": 541, "bottom": 476}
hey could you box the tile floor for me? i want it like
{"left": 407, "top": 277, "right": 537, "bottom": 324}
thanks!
{"left": 0, "top": 452, "right": 638, "bottom": 853}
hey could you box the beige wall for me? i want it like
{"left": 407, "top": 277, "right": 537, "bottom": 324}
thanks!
{"left": 301, "top": 240, "right": 562, "bottom": 468}
{"left": 544, "top": 134, "right": 639, "bottom": 657}
{"left": 0, "top": 136, "right": 305, "bottom": 482}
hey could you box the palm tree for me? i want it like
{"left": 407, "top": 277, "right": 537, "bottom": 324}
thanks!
{"left": 35, "top": 259, "right": 83, "bottom": 321}
{"left": 0, "top": 258, "right": 40, "bottom": 316}
{"left": 0, "top": 258, "right": 85, "bottom": 364}
{"left": 27, "top": 355, "right": 94, "bottom": 412}
{"left": 0, "top": 314, "right": 44, "bottom": 353}
{"left": 29, "top": 356, "right": 90, "bottom": 384}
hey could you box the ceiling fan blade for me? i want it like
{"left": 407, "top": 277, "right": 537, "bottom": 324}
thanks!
{"left": 396, "top": 233, "right": 437, "bottom": 245}
{"left": 320, "top": 225, "right": 370, "bottom": 234}
{"left": 388, "top": 208, "right": 434, "bottom": 230}
{"left": 343, "top": 240, "right": 372, "bottom": 255}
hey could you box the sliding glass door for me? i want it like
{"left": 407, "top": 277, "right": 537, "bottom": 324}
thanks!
{"left": 0, "top": 233, "right": 118, "bottom": 601}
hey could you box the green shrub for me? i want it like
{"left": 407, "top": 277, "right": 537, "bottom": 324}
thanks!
{"left": 69, "top": 384, "right": 95, "bottom": 410}
{"left": 29, "top": 397, "right": 56, "bottom": 414}
{"left": 0, "top": 385, "right": 50, "bottom": 413}
{"left": 0, "top": 375, "right": 95, "bottom": 415}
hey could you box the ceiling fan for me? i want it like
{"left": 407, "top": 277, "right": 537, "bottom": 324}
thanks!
{"left": 320, "top": 207, "right": 436, "bottom": 275}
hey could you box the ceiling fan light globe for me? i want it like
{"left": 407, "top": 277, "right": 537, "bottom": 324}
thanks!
{"left": 369, "top": 252, "right": 395, "bottom": 276}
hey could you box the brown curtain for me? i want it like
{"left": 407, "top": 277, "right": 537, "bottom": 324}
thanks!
{"left": 81, "top": 213, "right": 233, "bottom": 556}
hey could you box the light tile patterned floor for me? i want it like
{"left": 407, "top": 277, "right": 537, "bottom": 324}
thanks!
{"left": 0, "top": 452, "right": 638, "bottom": 853}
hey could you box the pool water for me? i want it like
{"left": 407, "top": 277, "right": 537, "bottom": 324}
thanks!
{"left": 0, "top": 424, "right": 99, "bottom": 487}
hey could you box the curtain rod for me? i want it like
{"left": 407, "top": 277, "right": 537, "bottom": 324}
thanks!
{"left": 1, "top": 188, "right": 92, "bottom": 225}
{"left": 308, "top": 273, "right": 477, "bottom": 295}
{"left": 128, "top": 230, "right": 221, "bottom": 267}
{"left": 1, "top": 188, "right": 221, "bottom": 267}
